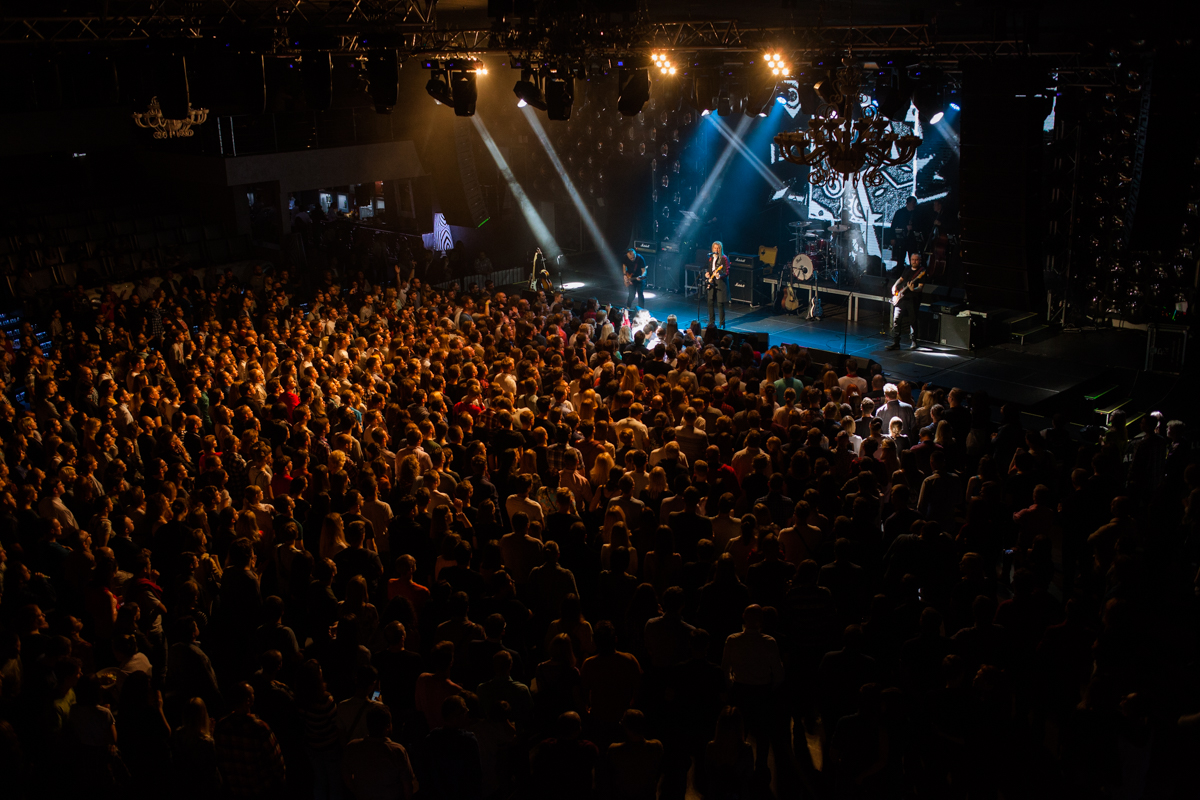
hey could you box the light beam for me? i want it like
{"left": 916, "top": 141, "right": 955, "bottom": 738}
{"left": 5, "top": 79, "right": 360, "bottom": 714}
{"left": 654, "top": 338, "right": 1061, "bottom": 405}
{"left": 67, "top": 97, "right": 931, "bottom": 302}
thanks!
{"left": 471, "top": 115, "right": 563, "bottom": 262}
{"left": 522, "top": 107, "right": 623, "bottom": 275}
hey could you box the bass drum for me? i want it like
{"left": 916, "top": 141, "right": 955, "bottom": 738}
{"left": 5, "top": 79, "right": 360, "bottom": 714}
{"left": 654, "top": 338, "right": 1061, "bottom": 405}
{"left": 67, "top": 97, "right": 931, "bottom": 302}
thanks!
{"left": 790, "top": 253, "right": 814, "bottom": 281}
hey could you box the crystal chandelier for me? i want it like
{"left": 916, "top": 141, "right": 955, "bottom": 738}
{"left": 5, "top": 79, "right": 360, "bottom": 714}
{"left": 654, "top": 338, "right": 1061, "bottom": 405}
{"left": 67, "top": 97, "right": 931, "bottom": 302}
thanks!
{"left": 774, "top": 64, "right": 922, "bottom": 189}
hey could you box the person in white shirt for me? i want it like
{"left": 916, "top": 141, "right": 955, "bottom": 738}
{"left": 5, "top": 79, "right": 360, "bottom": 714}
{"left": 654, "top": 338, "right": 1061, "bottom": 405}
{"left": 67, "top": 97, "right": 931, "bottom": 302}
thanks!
{"left": 505, "top": 473, "right": 545, "bottom": 526}
{"left": 361, "top": 482, "right": 394, "bottom": 556}
{"left": 838, "top": 358, "right": 869, "bottom": 396}
{"left": 709, "top": 493, "right": 742, "bottom": 553}
{"left": 38, "top": 478, "right": 78, "bottom": 533}
{"left": 614, "top": 404, "right": 650, "bottom": 451}
{"left": 673, "top": 407, "right": 709, "bottom": 465}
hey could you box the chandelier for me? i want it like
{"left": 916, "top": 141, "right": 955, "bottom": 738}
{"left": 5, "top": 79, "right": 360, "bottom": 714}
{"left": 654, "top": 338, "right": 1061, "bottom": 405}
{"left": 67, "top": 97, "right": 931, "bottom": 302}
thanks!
{"left": 132, "top": 97, "right": 209, "bottom": 139}
{"left": 774, "top": 64, "right": 921, "bottom": 189}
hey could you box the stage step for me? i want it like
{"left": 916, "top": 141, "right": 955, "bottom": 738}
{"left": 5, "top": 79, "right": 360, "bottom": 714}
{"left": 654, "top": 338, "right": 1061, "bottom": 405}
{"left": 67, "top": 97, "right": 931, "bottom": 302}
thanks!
{"left": 1083, "top": 385, "right": 1119, "bottom": 402}
{"left": 1095, "top": 396, "right": 1130, "bottom": 417}
{"left": 1011, "top": 322, "right": 1051, "bottom": 345}
{"left": 1004, "top": 311, "right": 1038, "bottom": 330}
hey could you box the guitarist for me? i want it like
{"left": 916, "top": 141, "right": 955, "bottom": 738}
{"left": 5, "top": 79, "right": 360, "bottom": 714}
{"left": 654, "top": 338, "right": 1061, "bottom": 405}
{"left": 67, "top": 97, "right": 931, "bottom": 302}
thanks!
{"left": 887, "top": 251, "right": 926, "bottom": 351}
{"left": 623, "top": 247, "right": 647, "bottom": 310}
{"left": 705, "top": 241, "right": 731, "bottom": 328}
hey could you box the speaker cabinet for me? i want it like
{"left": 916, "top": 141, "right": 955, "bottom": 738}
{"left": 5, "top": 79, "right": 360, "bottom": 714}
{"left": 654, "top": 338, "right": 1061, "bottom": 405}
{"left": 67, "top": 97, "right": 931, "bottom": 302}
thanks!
{"left": 938, "top": 313, "right": 974, "bottom": 350}
{"left": 730, "top": 265, "right": 767, "bottom": 306}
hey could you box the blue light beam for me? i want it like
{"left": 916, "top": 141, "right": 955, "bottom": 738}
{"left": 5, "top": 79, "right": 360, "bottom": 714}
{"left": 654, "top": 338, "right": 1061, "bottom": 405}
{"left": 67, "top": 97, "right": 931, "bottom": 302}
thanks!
{"left": 676, "top": 115, "right": 754, "bottom": 245}
{"left": 470, "top": 115, "right": 563, "bottom": 261}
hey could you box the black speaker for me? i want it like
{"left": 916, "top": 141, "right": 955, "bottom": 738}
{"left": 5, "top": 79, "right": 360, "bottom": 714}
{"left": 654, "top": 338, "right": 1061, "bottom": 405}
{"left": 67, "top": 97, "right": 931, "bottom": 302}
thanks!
{"left": 657, "top": 253, "right": 684, "bottom": 291}
{"left": 730, "top": 265, "right": 766, "bottom": 306}
{"left": 303, "top": 52, "right": 333, "bottom": 111}
{"left": 706, "top": 328, "right": 770, "bottom": 351}
{"left": 367, "top": 49, "right": 400, "bottom": 113}
{"left": 938, "top": 313, "right": 974, "bottom": 350}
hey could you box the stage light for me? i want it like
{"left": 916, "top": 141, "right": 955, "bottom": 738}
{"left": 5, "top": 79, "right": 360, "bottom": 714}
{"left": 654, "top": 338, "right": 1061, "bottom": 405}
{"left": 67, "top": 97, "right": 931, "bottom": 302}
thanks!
{"left": 514, "top": 71, "right": 546, "bottom": 110}
{"left": 618, "top": 68, "right": 650, "bottom": 116}
{"left": 546, "top": 75, "right": 574, "bottom": 121}
{"left": 426, "top": 70, "right": 453, "bottom": 105}
{"left": 765, "top": 52, "right": 790, "bottom": 78}
{"left": 912, "top": 67, "right": 946, "bottom": 126}
{"left": 701, "top": 108, "right": 711, "bottom": 116}
{"left": 451, "top": 72, "right": 477, "bottom": 116}
{"left": 949, "top": 102, "right": 960, "bottom": 111}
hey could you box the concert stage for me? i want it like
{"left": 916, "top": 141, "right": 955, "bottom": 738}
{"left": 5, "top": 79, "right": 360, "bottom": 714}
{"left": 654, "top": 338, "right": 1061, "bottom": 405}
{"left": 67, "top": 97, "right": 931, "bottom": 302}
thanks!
{"left": 550, "top": 259, "right": 1151, "bottom": 420}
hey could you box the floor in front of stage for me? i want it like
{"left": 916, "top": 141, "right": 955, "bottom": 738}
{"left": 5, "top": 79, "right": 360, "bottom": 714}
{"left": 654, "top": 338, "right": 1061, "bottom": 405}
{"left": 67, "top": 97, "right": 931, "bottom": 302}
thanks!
{"left": 544, "top": 259, "right": 1149, "bottom": 414}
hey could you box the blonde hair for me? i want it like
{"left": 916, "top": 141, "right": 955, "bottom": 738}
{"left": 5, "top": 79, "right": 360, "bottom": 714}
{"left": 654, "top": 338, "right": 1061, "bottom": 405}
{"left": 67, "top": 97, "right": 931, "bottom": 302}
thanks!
{"left": 591, "top": 452, "right": 616, "bottom": 486}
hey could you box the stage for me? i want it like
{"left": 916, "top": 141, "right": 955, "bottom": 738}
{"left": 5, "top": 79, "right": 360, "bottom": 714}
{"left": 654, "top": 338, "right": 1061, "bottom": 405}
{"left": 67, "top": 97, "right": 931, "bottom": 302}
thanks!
{"left": 548, "top": 256, "right": 1151, "bottom": 419}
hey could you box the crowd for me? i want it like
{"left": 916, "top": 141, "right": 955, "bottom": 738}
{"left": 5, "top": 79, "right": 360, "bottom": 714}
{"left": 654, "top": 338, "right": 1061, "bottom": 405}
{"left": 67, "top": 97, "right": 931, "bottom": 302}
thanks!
{"left": 0, "top": 261, "right": 1197, "bottom": 800}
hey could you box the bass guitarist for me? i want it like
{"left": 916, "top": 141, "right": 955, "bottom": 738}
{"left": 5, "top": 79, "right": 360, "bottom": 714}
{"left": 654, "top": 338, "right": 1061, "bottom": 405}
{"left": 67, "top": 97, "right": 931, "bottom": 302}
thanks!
{"left": 705, "top": 241, "right": 731, "bottom": 328}
{"left": 623, "top": 247, "right": 647, "bottom": 310}
{"left": 887, "top": 251, "right": 926, "bottom": 351}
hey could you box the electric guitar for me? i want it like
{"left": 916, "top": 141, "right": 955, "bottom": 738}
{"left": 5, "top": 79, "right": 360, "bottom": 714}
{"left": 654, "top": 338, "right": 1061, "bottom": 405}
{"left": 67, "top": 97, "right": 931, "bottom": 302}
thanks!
{"left": 702, "top": 254, "right": 725, "bottom": 288}
{"left": 529, "top": 248, "right": 543, "bottom": 291}
{"left": 891, "top": 268, "right": 927, "bottom": 306}
{"left": 808, "top": 288, "right": 823, "bottom": 320}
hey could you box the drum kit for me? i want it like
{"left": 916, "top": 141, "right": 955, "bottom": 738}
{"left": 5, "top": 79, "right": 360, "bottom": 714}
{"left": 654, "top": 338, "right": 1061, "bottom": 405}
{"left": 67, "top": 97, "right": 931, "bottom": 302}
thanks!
{"left": 785, "top": 219, "right": 859, "bottom": 286}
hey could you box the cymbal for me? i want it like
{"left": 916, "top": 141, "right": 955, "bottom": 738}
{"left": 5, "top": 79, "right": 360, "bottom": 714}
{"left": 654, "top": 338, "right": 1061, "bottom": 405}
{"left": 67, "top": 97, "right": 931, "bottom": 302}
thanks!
{"left": 829, "top": 224, "right": 853, "bottom": 233}
{"left": 787, "top": 221, "right": 812, "bottom": 228}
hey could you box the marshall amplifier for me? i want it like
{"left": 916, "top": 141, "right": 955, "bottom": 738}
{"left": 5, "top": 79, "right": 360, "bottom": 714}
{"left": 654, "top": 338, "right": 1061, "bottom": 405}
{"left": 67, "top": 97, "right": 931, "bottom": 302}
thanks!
{"left": 728, "top": 252, "right": 757, "bottom": 268}
{"left": 730, "top": 264, "right": 767, "bottom": 307}
{"left": 633, "top": 240, "right": 657, "bottom": 254}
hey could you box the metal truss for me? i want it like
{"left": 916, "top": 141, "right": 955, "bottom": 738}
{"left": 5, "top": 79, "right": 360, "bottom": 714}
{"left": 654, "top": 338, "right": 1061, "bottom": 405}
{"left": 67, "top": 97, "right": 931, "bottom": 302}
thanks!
{"left": 0, "top": 0, "right": 440, "bottom": 44}
{"left": 1, "top": 8, "right": 1074, "bottom": 62}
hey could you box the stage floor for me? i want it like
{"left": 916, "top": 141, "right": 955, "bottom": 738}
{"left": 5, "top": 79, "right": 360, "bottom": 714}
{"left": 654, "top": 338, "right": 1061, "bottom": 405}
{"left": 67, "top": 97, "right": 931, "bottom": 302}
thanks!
{"left": 549, "top": 258, "right": 1148, "bottom": 412}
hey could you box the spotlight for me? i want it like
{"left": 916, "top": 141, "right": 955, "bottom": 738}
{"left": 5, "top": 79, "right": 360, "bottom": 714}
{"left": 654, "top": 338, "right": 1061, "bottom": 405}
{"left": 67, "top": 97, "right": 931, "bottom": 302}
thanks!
{"left": 912, "top": 67, "right": 946, "bottom": 125}
{"left": 514, "top": 71, "right": 546, "bottom": 110}
{"left": 451, "top": 71, "right": 477, "bottom": 117}
{"left": 764, "top": 52, "right": 790, "bottom": 77}
{"left": 425, "top": 69, "right": 453, "bottom": 105}
{"left": 874, "top": 68, "right": 912, "bottom": 120}
{"left": 617, "top": 68, "right": 650, "bottom": 116}
{"left": 546, "top": 75, "right": 574, "bottom": 121}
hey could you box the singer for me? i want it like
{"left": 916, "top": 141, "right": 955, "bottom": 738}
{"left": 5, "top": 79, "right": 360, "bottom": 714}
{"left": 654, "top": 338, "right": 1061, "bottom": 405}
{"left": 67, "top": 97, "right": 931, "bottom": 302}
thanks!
{"left": 706, "top": 241, "right": 730, "bottom": 328}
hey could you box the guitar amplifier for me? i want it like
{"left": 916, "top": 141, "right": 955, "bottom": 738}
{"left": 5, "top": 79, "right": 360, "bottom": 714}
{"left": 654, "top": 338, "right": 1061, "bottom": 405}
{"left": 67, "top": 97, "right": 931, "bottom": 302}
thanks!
{"left": 728, "top": 252, "right": 757, "bottom": 268}
{"left": 730, "top": 264, "right": 767, "bottom": 306}
{"left": 633, "top": 240, "right": 657, "bottom": 254}
{"left": 658, "top": 240, "right": 681, "bottom": 253}
{"left": 937, "top": 313, "right": 975, "bottom": 350}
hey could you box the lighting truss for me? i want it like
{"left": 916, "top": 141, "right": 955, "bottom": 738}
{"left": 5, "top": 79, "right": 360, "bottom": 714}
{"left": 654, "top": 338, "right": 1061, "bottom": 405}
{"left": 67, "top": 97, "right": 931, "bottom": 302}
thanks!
{"left": 1, "top": 9, "right": 1087, "bottom": 66}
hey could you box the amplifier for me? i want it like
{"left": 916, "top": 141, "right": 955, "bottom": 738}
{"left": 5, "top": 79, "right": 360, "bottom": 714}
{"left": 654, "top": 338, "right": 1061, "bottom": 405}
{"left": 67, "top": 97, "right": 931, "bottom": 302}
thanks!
{"left": 633, "top": 240, "right": 657, "bottom": 254}
{"left": 728, "top": 252, "right": 756, "bottom": 267}
{"left": 1146, "top": 323, "right": 1188, "bottom": 374}
{"left": 730, "top": 264, "right": 767, "bottom": 306}
{"left": 938, "top": 313, "right": 974, "bottom": 350}
{"left": 659, "top": 240, "right": 681, "bottom": 253}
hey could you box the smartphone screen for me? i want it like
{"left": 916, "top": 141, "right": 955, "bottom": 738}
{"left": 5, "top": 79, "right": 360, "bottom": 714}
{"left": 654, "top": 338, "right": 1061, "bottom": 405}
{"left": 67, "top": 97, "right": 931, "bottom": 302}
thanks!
{"left": 371, "top": 691, "right": 382, "bottom": 702}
